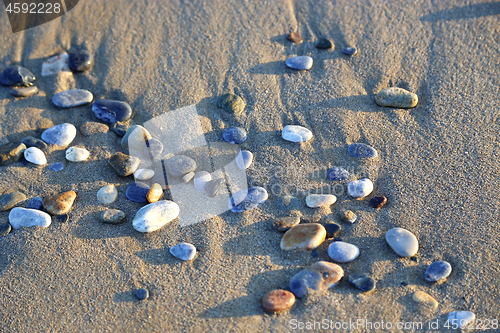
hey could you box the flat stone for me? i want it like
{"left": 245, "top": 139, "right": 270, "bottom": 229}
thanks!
{"left": 146, "top": 183, "right": 163, "bottom": 203}
{"left": 342, "top": 47, "right": 358, "bottom": 56}
{"left": 110, "top": 122, "right": 128, "bottom": 137}
{"left": 43, "top": 191, "right": 77, "bottom": 215}
{"left": 54, "top": 214, "right": 69, "bottom": 223}
{"left": 340, "top": 210, "right": 357, "bottom": 223}
{"left": 348, "top": 143, "right": 378, "bottom": 158}
{"left": 41, "top": 123, "right": 77, "bottom": 147}
{"left": 277, "top": 195, "right": 300, "bottom": 210}
{"left": 235, "top": 150, "right": 253, "bottom": 170}
{"left": 425, "top": 261, "right": 452, "bottom": 282}
{"left": 49, "top": 162, "right": 64, "bottom": 172}
{"left": 101, "top": 209, "right": 125, "bottom": 224}
{"left": 285, "top": 56, "right": 313, "bottom": 70}
{"left": 348, "top": 178, "right": 373, "bottom": 198}
{"left": 121, "top": 125, "right": 152, "bottom": 152}
{"left": 385, "top": 227, "right": 419, "bottom": 257}
{"left": 289, "top": 261, "right": 343, "bottom": 298}
{"left": 448, "top": 311, "right": 475, "bottom": 329}
{"left": 287, "top": 32, "right": 303, "bottom": 43}
{"left": 183, "top": 172, "right": 195, "bottom": 182}
{"left": 53, "top": 89, "right": 93, "bottom": 108}
{"left": 170, "top": 242, "right": 197, "bottom": 261}
{"left": 132, "top": 200, "right": 180, "bottom": 232}
{"left": 0, "top": 66, "right": 35, "bottom": 86}
{"left": 108, "top": 152, "right": 140, "bottom": 177}
{"left": 134, "top": 169, "right": 155, "bottom": 181}
{"left": 0, "top": 191, "right": 27, "bottom": 211}
{"left": 42, "top": 52, "right": 70, "bottom": 76}
{"left": 97, "top": 185, "right": 118, "bottom": 205}
{"left": 316, "top": 38, "right": 333, "bottom": 49}
{"left": 281, "top": 223, "right": 326, "bottom": 251}
{"left": 27, "top": 196, "right": 43, "bottom": 210}
{"left": 126, "top": 182, "right": 150, "bottom": 203}
{"left": 229, "top": 187, "right": 268, "bottom": 213}
{"left": 136, "top": 288, "right": 149, "bottom": 301}
{"left": 165, "top": 155, "right": 197, "bottom": 177}
{"left": 328, "top": 241, "right": 360, "bottom": 263}
{"left": 68, "top": 50, "right": 93, "bottom": 71}
{"left": 412, "top": 291, "right": 438, "bottom": 313}
{"left": 205, "top": 178, "right": 223, "bottom": 197}
{"left": 24, "top": 147, "right": 47, "bottom": 165}
{"left": 10, "top": 86, "right": 38, "bottom": 97}
{"left": 273, "top": 217, "right": 300, "bottom": 232}
{"left": 92, "top": 99, "right": 132, "bottom": 123}
{"left": 144, "top": 138, "right": 163, "bottom": 159}
{"left": 376, "top": 87, "right": 418, "bottom": 108}
{"left": 21, "top": 137, "right": 48, "bottom": 152}
{"left": 80, "top": 122, "right": 109, "bottom": 136}
{"left": 9, "top": 207, "right": 51, "bottom": 229}
{"left": 0, "top": 223, "right": 11, "bottom": 236}
{"left": 327, "top": 167, "right": 350, "bottom": 181}
{"left": 0, "top": 142, "right": 26, "bottom": 165}
{"left": 194, "top": 171, "right": 212, "bottom": 191}
{"left": 217, "top": 93, "right": 245, "bottom": 114}
{"left": 370, "top": 196, "right": 387, "bottom": 208}
{"left": 282, "top": 125, "right": 313, "bottom": 142}
{"left": 262, "top": 289, "right": 295, "bottom": 313}
{"left": 348, "top": 274, "right": 376, "bottom": 292}
{"left": 65, "top": 147, "right": 89, "bottom": 162}
{"left": 222, "top": 127, "right": 247, "bottom": 144}
{"left": 306, "top": 194, "right": 336, "bottom": 208}
{"left": 324, "top": 223, "right": 341, "bottom": 238}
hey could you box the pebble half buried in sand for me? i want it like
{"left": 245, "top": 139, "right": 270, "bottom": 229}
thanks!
{"left": 217, "top": 93, "right": 246, "bottom": 114}
{"left": 287, "top": 32, "right": 303, "bottom": 43}
{"left": 228, "top": 187, "right": 268, "bottom": 212}
{"left": 273, "top": 216, "right": 300, "bottom": 232}
{"left": 41, "top": 123, "right": 77, "bottom": 147}
{"left": 52, "top": 89, "right": 93, "bottom": 108}
{"left": 9, "top": 207, "right": 51, "bottom": 229}
{"left": 348, "top": 274, "right": 376, "bottom": 292}
{"left": 65, "top": 147, "right": 89, "bottom": 162}
{"left": 170, "top": 242, "right": 197, "bottom": 261}
{"left": 43, "top": 191, "right": 77, "bottom": 215}
{"left": 92, "top": 99, "right": 133, "bottom": 124}
{"left": 24, "top": 147, "right": 47, "bottom": 165}
{"left": 280, "top": 223, "right": 326, "bottom": 251}
{"left": 385, "top": 227, "right": 419, "bottom": 257}
{"left": 375, "top": 87, "right": 418, "bottom": 108}
{"left": 285, "top": 56, "right": 313, "bottom": 70}
{"left": 282, "top": 125, "right": 313, "bottom": 142}
{"left": 262, "top": 290, "right": 295, "bottom": 313}
{"left": 348, "top": 178, "right": 373, "bottom": 198}
{"left": 328, "top": 241, "right": 360, "bottom": 263}
{"left": 412, "top": 291, "right": 438, "bottom": 313}
{"left": 305, "top": 194, "right": 336, "bottom": 208}
{"left": 289, "top": 261, "right": 343, "bottom": 298}
{"left": 132, "top": 200, "right": 180, "bottom": 233}
{"left": 348, "top": 143, "right": 378, "bottom": 158}
{"left": 0, "top": 66, "right": 35, "bottom": 86}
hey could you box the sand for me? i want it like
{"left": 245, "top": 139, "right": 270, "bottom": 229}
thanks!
{"left": 0, "top": 0, "right": 499, "bottom": 332}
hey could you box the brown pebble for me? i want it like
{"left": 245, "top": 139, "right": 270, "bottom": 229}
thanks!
{"left": 272, "top": 217, "right": 300, "bottom": 232}
{"left": 280, "top": 223, "right": 326, "bottom": 251}
{"left": 262, "top": 289, "right": 295, "bottom": 313}
{"left": 10, "top": 86, "right": 38, "bottom": 97}
{"left": 80, "top": 121, "right": 109, "bottom": 136}
{"left": 146, "top": 183, "right": 163, "bottom": 203}
{"left": 412, "top": 291, "right": 438, "bottom": 313}
{"left": 287, "top": 32, "right": 303, "bottom": 44}
{"left": 42, "top": 191, "right": 77, "bottom": 215}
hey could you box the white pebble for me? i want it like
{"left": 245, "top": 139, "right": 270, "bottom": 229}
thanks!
{"left": 9, "top": 207, "right": 51, "bottom": 229}
{"left": 348, "top": 178, "right": 373, "bottom": 198}
{"left": 194, "top": 171, "right": 212, "bottom": 191}
{"left": 306, "top": 194, "right": 336, "bottom": 208}
{"left": 24, "top": 147, "right": 47, "bottom": 165}
{"left": 183, "top": 172, "right": 195, "bottom": 183}
{"left": 42, "top": 52, "right": 70, "bottom": 76}
{"left": 170, "top": 242, "right": 197, "bottom": 261}
{"left": 132, "top": 200, "right": 180, "bottom": 233}
{"left": 65, "top": 147, "right": 89, "bottom": 162}
{"left": 134, "top": 168, "right": 155, "bottom": 180}
{"left": 97, "top": 185, "right": 118, "bottom": 205}
{"left": 282, "top": 125, "right": 313, "bottom": 142}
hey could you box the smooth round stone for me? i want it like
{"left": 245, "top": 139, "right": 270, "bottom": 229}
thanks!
{"left": 348, "top": 274, "right": 376, "bottom": 292}
{"left": 289, "top": 261, "right": 343, "bottom": 298}
{"left": 348, "top": 143, "right": 378, "bottom": 158}
{"left": 24, "top": 147, "right": 47, "bottom": 165}
{"left": 41, "top": 123, "right": 77, "bottom": 147}
{"left": 65, "top": 147, "right": 89, "bottom": 162}
{"left": 235, "top": 150, "right": 253, "bottom": 170}
{"left": 21, "top": 136, "right": 48, "bottom": 152}
{"left": 49, "top": 162, "right": 64, "bottom": 172}
{"left": 340, "top": 210, "right": 357, "bottom": 223}
{"left": 101, "top": 209, "right": 125, "bottom": 224}
{"left": 324, "top": 223, "right": 341, "bottom": 238}
{"left": 327, "top": 167, "right": 349, "bottom": 181}
{"left": 385, "top": 227, "right": 419, "bottom": 257}
{"left": 0, "top": 223, "right": 11, "bottom": 236}
{"left": 146, "top": 183, "right": 164, "bottom": 203}
{"left": 0, "top": 191, "right": 27, "bottom": 211}
{"left": 370, "top": 196, "right": 387, "bottom": 208}
{"left": 425, "top": 261, "right": 452, "bottom": 282}
{"left": 412, "top": 291, "right": 438, "bottom": 313}
{"left": 108, "top": 152, "right": 140, "bottom": 177}
{"left": 0, "top": 66, "right": 35, "bottom": 86}
{"left": 448, "top": 311, "right": 475, "bottom": 329}
{"left": 277, "top": 195, "right": 300, "bottom": 210}
{"left": 205, "top": 178, "right": 223, "bottom": 197}
{"left": 342, "top": 46, "right": 358, "bottom": 56}
{"left": 53, "top": 89, "right": 93, "bottom": 108}
{"left": 126, "top": 182, "right": 150, "bottom": 203}
{"left": 9, "top": 207, "right": 51, "bottom": 229}
{"left": 10, "top": 86, "right": 38, "bottom": 97}
{"left": 194, "top": 171, "right": 212, "bottom": 191}
{"left": 134, "top": 169, "right": 155, "bottom": 181}
{"left": 170, "top": 242, "right": 197, "bottom": 261}
{"left": 328, "top": 241, "right": 360, "bottom": 263}
{"left": 42, "top": 52, "right": 69, "bottom": 76}
{"left": 27, "top": 196, "right": 43, "bottom": 210}
{"left": 97, "top": 185, "right": 118, "bottom": 205}
{"left": 285, "top": 56, "right": 313, "bottom": 70}
{"left": 287, "top": 32, "right": 303, "bottom": 43}
{"left": 43, "top": 191, "right": 77, "bottom": 215}
{"left": 0, "top": 142, "right": 26, "bottom": 165}
{"left": 216, "top": 93, "right": 246, "bottom": 114}
{"left": 80, "top": 122, "right": 109, "bottom": 136}
{"left": 136, "top": 288, "right": 149, "bottom": 301}
{"left": 182, "top": 172, "right": 195, "bottom": 183}
{"left": 54, "top": 214, "right": 69, "bottom": 223}
{"left": 273, "top": 217, "right": 300, "bottom": 232}
{"left": 121, "top": 125, "right": 152, "bottom": 152}
{"left": 348, "top": 178, "right": 373, "bottom": 198}
{"left": 68, "top": 51, "right": 93, "bottom": 71}
{"left": 222, "top": 127, "right": 247, "bottom": 144}
{"left": 144, "top": 138, "right": 163, "bottom": 159}
{"left": 262, "top": 290, "right": 295, "bottom": 313}
{"left": 282, "top": 125, "right": 313, "bottom": 142}
{"left": 166, "top": 155, "right": 197, "bottom": 177}
{"left": 92, "top": 99, "right": 132, "bottom": 124}
{"left": 281, "top": 224, "right": 326, "bottom": 251}
{"left": 110, "top": 122, "right": 129, "bottom": 137}
{"left": 228, "top": 187, "right": 268, "bottom": 213}
{"left": 376, "top": 87, "right": 418, "bottom": 108}
{"left": 132, "top": 200, "right": 180, "bottom": 232}
{"left": 306, "top": 194, "right": 336, "bottom": 208}
{"left": 316, "top": 38, "right": 333, "bottom": 49}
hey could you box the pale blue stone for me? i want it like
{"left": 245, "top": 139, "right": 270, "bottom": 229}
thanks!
{"left": 27, "top": 197, "right": 43, "bottom": 210}
{"left": 327, "top": 241, "right": 360, "bottom": 263}
{"left": 289, "top": 270, "right": 321, "bottom": 298}
{"left": 342, "top": 47, "right": 358, "bottom": 56}
{"left": 285, "top": 56, "right": 313, "bottom": 70}
{"left": 235, "top": 150, "right": 253, "bottom": 170}
{"left": 425, "top": 261, "right": 452, "bottom": 282}
{"left": 222, "top": 127, "right": 247, "bottom": 144}
{"left": 170, "top": 242, "right": 197, "bottom": 261}
{"left": 41, "top": 123, "right": 77, "bottom": 146}
{"left": 52, "top": 89, "right": 93, "bottom": 108}
{"left": 49, "top": 162, "right": 64, "bottom": 172}
{"left": 348, "top": 143, "right": 378, "bottom": 158}
{"left": 229, "top": 187, "right": 268, "bottom": 212}
{"left": 327, "top": 167, "right": 350, "bottom": 181}
{"left": 282, "top": 125, "right": 313, "bottom": 142}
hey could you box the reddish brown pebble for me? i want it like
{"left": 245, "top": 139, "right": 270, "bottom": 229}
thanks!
{"left": 42, "top": 190, "right": 77, "bottom": 215}
{"left": 287, "top": 32, "right": 303, "bottom": 44}
{"left": 262, "top": 289, "right": 295, "bottom": 313}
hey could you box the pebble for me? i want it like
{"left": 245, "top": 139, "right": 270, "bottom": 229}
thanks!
{"left": 24, "top": 147, "right": 47, "bottom": 165}
{"left": 287, "top": 32, "right": 303, "bottom": 43}
{"left": 126, "top": 182, "right": 150, "bottom": 203}
{"left": 370, "top": 196, "right": 387, "bottom": 208}
{"left": 108, "top": 152, "right": 140, "bottom": 177}
{"left": 65, "top": 147, "right": 89, "bottom": 162}
{"left": 92, "top": 99, "right": 133, "bottom": 123}
{"left": 262, "top": 290, "right": 295, "bottom": 313}
{"left": 327, "top": 167, "right": 350, "bottom": 181}
{"left": 285, "top": 56, "right": 313, "bottom": 70}
{"left": 0, "top": 191, "right": 27, "bottom": 211}
{"left": 49, "top": 162, "right": 64, "bottom": 172}
{"left": 316, "top": 38, "right": 333, "bottom": 49}
{"left": 205, "top": 178, "right": 223, "bottom": 197}
{"left": 277, "top": 195, "right": 300, "bottom": 210}
{"left": 0, "top": 66, "right": 35, "bottom": 86}
{"left": 42, "top": 52, "right": 69, "bottom": 76}
{"left": 229, "top": 187, "right": 268, "bottom": 212}
{"left": 110, "top": 122, "right": 128, "bottom": 137}
{"left": 448, "top": 311, "right": 475, "bottom": 329}
{"left": 194, "top": 171, "right": 212, "bottom": 191}
{"left": 282, "top": 125, "right": 313, "bottom": 142}
{"left": 43, "top": 191, "right": 77, "bottom": 215}
{"left": 0, "top": 142, "right": 26, "bottom": 165}
{"left": 273, "top": 217, "right": 300, "bottom": 232}
{"left": 216, "top": 93, "right": 246, "bottom": 114}
{"left": 385, "top": 227, "right": 419, "bottom": 257}
{"left": 146, "top": 183, "right": 164, "bottom": 203}
{"left": 222, "top": 127, "right": 247, "bottom": 144}
{"left": 412, "top": 291, "right": 438, "bottom": 313}
{"left": 27, "top": 196, "right": 43, "bottom": 210}
{"left": 348, "top": 178, "right": 373, "bottom": 198}
{"left": 328, "top": 241, "right": 360, "bottom": 263}
{"left": 9, "top": 207, "right": 51, "bottom": 229}
{"left": 101, "top": 209, "right": 125, "bottom": 224}
{"left": 280, "top": 223, "right": 326, "bottom": 251}
{"left": 121, "top": 125, "right": 152, "bottom": 152}
{"left": 41, "top": 123, "right": 77, "bottom": 147}
{"left": 342, "top": 47, "right": 358, "bottom": 56}
{"left": 144, "top": 138, "right": 163, "bottom": 159}
{"left": 97, "top": 185, "right": 118, "bottom": 205}
{"left": 10, "top": 86, "right": 38, "bottom": 97}
{"left": 340, "top": 210, "right": 357, "bottom": 223}
{"left": 52, "top": 89, "right": 93, "bottom": 108}
{"left": 324, "top": 223, "right": 341, "bottom": 238}
{"left": 170, "top": 242, "right": 197, "bottom": 261}
{"left": 68, "top": 50, "right": 93, "bottom": 71}
{"left": 80, "top": 122, "right": 109, "bottom": 136}
{"left": 165, "top": 155, "right": 197, "bottom": 177}
{"left": 425, "top": 261, "right": 452, "bottom": 282}
{"left": 348, "top": 274, "right": 376, "bottom": 292}
{"left": 306, "top": 194, "right": 336, "bottom": 208}
{"left": 183, "top": 172, "right": 195, "bottom": 182}
{"left": 348, "top": 143, "right": 378, "bottom": 158}
{"left": 136, "top": 288, "right": 149, "bottom": 301}
{"left": 235, "top": 150, "right": 253, "bottom": 170}
{"left": 289, "top": 261, "right": 343, "bottom": 298}
{"left": 21, "top": 136, "right": 48, "bottom": 152}
{"left": 132, "top": 200, "right": 180, "bottom": 232}
{"left": 0, "top": 223, "right": 11, "bottom": 236}
{"left": 54, "top": 214, "right": 69, "bottom": 223}
{"left": 376, "top": 87, "right": 418, "bottom": 108}
{"left": 134, "top": 169, "right": 155, "bottom": 180}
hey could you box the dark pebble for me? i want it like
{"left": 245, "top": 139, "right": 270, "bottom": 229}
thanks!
{"left": 27, "top": 197, "right": 43, "bottom": 210}
{"left": 310, "top": 249, "right": 319, "bottom": 258}
{"left": 334, "top": 238, "right": 343, "bottom": 242}
{"left": 21, "top": 136, "right": 48, "bottom": 153}
{"left": 370, "top": 196, "right": 387, "bottom": 208}
{"left": 54, "top": 214, "right": 69, "bottom": 223}
{"left": 126, "top": 182, "right": 150, "bottom": 203}
{"left": 0, "top": 191, "right": 27, "bottom": 211}
{"left": 49, "top": 162, "right": 64, "bottom": 172}
{"left": 327, "top": 167, "right": 350, "bottom": 181}
{"left": 410, "top": 256, "right": 419, "bottom": 262}
{"left": 0, "top": 223, "right": 11, "bottom": 236}
{"left": 342, "top": 46, "right": 358, "bottom": 56}
{"left": 316, "top": 38, "right": 333, "bottom": 49}
{"left": 217, "top": 93, "right": 245, "bottom": 114}
{"left": 144, "top": 138, "right": 164, "bottom": 159}
{"left": 0, "top": 142, "right": 26, "bottom": 166}
{"left": 110, "top": 122, "right": 129, "bottom": 137}
{"left": 401, "top": 282, "right": 408, "bottom": 286}
{"left": 0, "top": 66, "right": 35, "bottom": 86}
{"left": 348, "top": 143, "right": 378, "bottom": 158}
{"left": 136, "top": 288, "right": 149, "bottom": 300}
{"left": 324, "top": 223, "right": 342, "bottom": 238}
{"left": 68, "top": 51, "right": 93, "bottom": 72}
{"left": 222, "top": 127, "right": 247, "bottom": 144}
{"left": 348, "top": 274, "right": 376, "bottom": 292}
{"left": 287, "top": 32, "right": 303, "bottom": 43}
{"left": 108, "top": 152, "right": 140, "bottom": 177}
{"left": 92, "top": 99, "right": 132, "bottom": 124}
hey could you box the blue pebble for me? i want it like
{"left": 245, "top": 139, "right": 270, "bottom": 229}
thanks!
{"left": 144, "top": 138, "right": 164, "bottom": 159}
{"left": 27, "top": 197, "right": 43, "bottom": 210}
{"left": 52, "top": 89, "right": 93, "bottom": 108}
{"left": 289, "top": 270, "right": 322, "bottom": 298}
{"left": 277, "top": 195, "right": 300, "bottom": 210}
{"left": 68, "top": 51, "right": 93, "bottom": 71}
{"left": 0, "top": 66, "right": 35, "bottom": 86}
{"left": 342, "top": 47, "right": 358, "bottom": 56}
{"left": 222, "top": 127, "right": 247, "bottom": 144}
{"left": 348, "top": 143, "right": 378, "bottom": 158}
{"left": 136, "top": 288, "right": 149, "bottom": 300}
{"left": 92, "top": 99, "right": 133, "bottom": 123}
{"left": 311, "top": 249, "right": 319, "bottom": 258}
{"left": 285, "top": 56, "right": 313, "bottom": 71}
{"left": 49, "top": 162, "right": 64, "bottom": 172}
{"left": 425, "top": 261, "right": 452, "bottom": 282}
{"left": 126, "top": 182, "right": 150, "bottom": 203}
{"left": 229, "top": 187, "right": 268, "bottom": 213}
{"left": 110, "top": 122, "right": 128, "bottom": 137}
{"left": 327, "top": 167, "right": 350, "bottom": 181}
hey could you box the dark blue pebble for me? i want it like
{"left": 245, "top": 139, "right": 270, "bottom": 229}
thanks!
{"left": 324, "top": 223, "right": 342, "bottom": 238}
{"left": 316, "top": 38, "right": 333, "bottom": 49}
{"left": 49, "top": 162, "right": 64, "bottom": 172}
{"left": 370, "top": 196, "right": 387, "bottom": 208}
{"left": 21, "top": 136, "right": 48, "bottom": 153}
{"left": 136, "top": 288, "right": 149, "bottom": 300}
{"left": 401, "top": 282, "right": 408, "bottom": 286}
{"left": 348, "top": 143, "right": 378, "bottom": 158}
{"left": 222, "top": 127, "right": 247, "bottom": 144}
{"left": 144, "top": 138, "right": 164, "bottom": 159}
{"left": 229, "top": 187, "right": 267, "bottom": 213}
{"left": 55, "top": 214, "right": 69, "bottom": 223}
{"left": 0, "top": 66, "right": 35, "bottom": 86}
{"left": 126, "top": 182, "right": 150, "bottom": 203}
{"left": 327, "top": 167, "right": 350, "bottom": 181}
{"left": 0, "top": 223, "right": 11, "bottom": 236}
{"left": 342, "top": 47, "right": 358, "bottom": 56}
{"left": 348, "top": 274, "right": 376, "bottom": 292}
{"left": 92, "top": 99, "right": 132, "bottom": 124}
{"left": 310, "top": 249, "right": 319, "bottom": 258}
{"left": 425, "top": 261, "right": 452, "bottom": 282}
{"left": 289, "top": 270, "right": 321, "bottom": 298}
{"left": 110, "top": 122, "right": 129, "bottom": 137}
{"left": 68, "top": 51, "right": 93, "bottom": 72}
{"left": 277, "top": 195, "right": 300, "bottom": 210}
{"left": 27, "top": 197, "right": 43, "bottom": 210}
